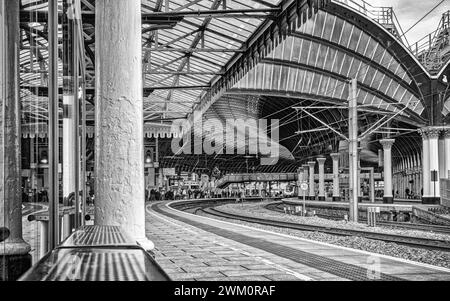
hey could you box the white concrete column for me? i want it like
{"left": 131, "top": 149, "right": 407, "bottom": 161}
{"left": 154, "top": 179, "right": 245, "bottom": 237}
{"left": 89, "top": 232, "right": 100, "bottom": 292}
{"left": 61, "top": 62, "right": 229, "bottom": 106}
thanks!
{"left": 317, "top": 157, "right": 326, "bottom": 201}
{"left": 416, "top": 171, "right": 420, "bottom": 197}
{"left": 421, "top": 130, "right": 431, "bottom": 199}
{"left": 297, "top": 167, "right": 303, "bottom": 198}
{"left": 413, "top": 172, "right": 417, "bottom": 196}
{"left": 357, "top": 149, "right": 361, "bottom": 198}
{"left": 416, "top": 153, "right": 422, "bottom": 196}
{"left": 302, "top": 164, "right": 309, "bottom": 183}
{"left": 378, "top": 149, "right": 383, "bottom": 167}
{"left": 400, "top": 160, "right": 405, "bottom": 197}
{"left": 308, "top": 161, "right": 315, "bottom": 199}
{"left": 419, "top": 127, "right": 442, "bottom": 204}
{"left": 158, "top": 170, "right": 164, "bottom": 189}
{"left": 380, "top": 139, "right": 395, "bottom": 203}
{"left": 147, "top": 167, "right": 156, "bottom": 188}
{"left": 402, "top": 160, "right": 406, "bottom": 197}
{"left": 444, "top": 130, "right": 450, "bottom": 179}
{"left": 0, "top": 0, "right": 31, "bottom": 280}
{"left": 393, "top": 173, "right": 397, "bottom": 195}
{"left": 95, "top": 0, "right": 148, "bottom": 243}
{"left": 330, "top": 153, "right": 340, "bottom": 201}
{"left": 62, "top": 96, "right": 75, "bottom": 202}
{"left": 439, "top": 136, "right": 446, "bottom": 179}
{"left": 428, "top": 128, "right": 441, "bottom": 200}
{"left": 409, "top": 156, "right": 414, "bottom": 195}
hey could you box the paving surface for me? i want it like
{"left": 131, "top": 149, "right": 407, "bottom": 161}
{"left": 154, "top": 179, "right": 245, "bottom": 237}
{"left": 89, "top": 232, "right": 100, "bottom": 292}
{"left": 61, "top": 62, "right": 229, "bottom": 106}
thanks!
{"left": 146, "top": 201, "right": 450, "bottom": 281}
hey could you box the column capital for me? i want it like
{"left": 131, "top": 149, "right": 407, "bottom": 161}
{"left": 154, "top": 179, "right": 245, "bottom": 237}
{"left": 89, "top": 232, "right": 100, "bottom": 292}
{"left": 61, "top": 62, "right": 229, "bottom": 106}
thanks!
{"left": 380, "top": 139, "right": 395, "bottom": 150}
{"left": 307, "top": 161, "right": 316, "bottom": 168}
{"left": 330, "top": 153, "right": 340, "bottom": 160}
{"left": 316, "top": 157, "right": 326, "bottom": 165}
{"left": 418, "top": 126, "right": 443, "bottom": 139}
{"left": 443, "top": 128, "right": 450, "bottom": 139}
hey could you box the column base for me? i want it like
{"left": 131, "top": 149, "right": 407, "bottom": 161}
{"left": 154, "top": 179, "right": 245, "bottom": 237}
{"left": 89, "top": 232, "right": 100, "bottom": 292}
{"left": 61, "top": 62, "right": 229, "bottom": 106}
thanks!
{"left": 318, "top": 196, "right": 325, "bottom": 201}
{"left": 332, "top": 196, "right": 341, "bottom": 202}
{"left": 383, "top": 196, "right": 394, "bottom": 204}
{"left": 0, "top": 253, "right": 32, "bottom": 281}
{"left": 421, "top": 197, "right": 441, "bottom": 205}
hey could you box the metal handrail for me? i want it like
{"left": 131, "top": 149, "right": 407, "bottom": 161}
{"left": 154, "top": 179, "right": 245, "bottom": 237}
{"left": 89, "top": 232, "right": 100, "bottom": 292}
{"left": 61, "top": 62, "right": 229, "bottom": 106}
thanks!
{"left": 337, "top": 0, "right": 449, "bottom": 72}
{"left": 333, "top": 0, "right": 408, "bottom": 46}
{"left": 409, "top": 11, "right": 450, "bottom": 71}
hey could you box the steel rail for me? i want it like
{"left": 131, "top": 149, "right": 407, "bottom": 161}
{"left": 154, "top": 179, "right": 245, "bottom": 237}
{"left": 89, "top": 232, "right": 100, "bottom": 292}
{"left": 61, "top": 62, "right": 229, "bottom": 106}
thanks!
{"left": 171, "top": 200, "right": 450, "bottom": 252}
{"left": 202, "top": 206, "right": 450, "bottom": 251}
{"left": 265, "top": 202, "right": 450, "bottom": 234}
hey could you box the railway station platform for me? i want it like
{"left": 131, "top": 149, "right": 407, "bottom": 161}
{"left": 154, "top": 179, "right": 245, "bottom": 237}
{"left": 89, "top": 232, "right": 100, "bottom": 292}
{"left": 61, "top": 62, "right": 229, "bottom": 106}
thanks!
{"left": 146, "top": 201, "right": 450, "bottom": 281}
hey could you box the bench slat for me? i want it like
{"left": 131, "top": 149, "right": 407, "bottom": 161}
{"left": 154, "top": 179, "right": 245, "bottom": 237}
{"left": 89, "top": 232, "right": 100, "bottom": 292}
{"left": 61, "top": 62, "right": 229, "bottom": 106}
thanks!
{"left": 19, "top": 225, "right": 170, "bottom": 281}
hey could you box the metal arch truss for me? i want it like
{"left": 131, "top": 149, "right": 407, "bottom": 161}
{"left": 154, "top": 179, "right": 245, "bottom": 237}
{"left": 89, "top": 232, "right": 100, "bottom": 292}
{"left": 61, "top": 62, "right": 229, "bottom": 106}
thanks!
{"left": 18, "top": 0, "right": 330, "bottom": 122}
{"left": 190, "top": 0, "right": 330, "bottom": 119}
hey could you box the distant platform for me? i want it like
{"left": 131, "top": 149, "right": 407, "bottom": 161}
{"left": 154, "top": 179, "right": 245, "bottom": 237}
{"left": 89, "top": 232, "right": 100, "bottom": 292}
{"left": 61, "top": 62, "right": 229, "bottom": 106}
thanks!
{"left": 282, "top": 199, "right": 438, "bottom": 212}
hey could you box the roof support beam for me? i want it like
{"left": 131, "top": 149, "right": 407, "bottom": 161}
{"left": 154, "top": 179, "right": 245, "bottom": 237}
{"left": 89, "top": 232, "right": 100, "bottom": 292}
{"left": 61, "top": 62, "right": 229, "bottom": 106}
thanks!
{"left": 190, "top": 0, "right": 329, "bottom": 121}
{"left": 261, "top": 57, "right": 421, "bottom": 120}
{"left": 144, "top": 47, "right": 245, "bottom": 53}
{"left": 145, "top": 71, "right": 223, "bottom": 75}
{"left": 142, "top": 8, "right": 280, "bottom": 18}
{"left": 181, "top": 19, "right": 243, "bottom": 44}
{"left": 151, "top": 85, "right": 211, "bottom": 90}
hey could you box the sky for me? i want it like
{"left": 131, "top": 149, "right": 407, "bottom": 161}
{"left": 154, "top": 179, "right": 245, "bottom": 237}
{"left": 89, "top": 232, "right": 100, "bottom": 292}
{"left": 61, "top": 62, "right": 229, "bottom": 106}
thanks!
{"left": 369, "top": 0, "right": 449, "bottom": 44}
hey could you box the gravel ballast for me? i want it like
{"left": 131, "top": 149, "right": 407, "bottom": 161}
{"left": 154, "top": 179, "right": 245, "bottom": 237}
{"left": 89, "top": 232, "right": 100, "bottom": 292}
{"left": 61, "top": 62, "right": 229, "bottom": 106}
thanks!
{"left": 197, "top": 202, "right": 450, "bottom": 269}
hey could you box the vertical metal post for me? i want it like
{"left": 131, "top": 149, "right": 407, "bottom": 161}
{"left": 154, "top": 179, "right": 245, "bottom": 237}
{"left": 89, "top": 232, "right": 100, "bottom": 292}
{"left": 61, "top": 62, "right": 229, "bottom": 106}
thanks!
{"left": 81, "top": 73, "right": 87, "bottom": 227}
{"left": 370, "top": 167, "right": 375, "bottom": 203}
{"left": 1, "top": 1, "right": 32, "bottom": 279}
{"left": 302, "top": 188, "right": 306, "bottom": 216}
{"left": 48, "top": 0, "right": 60, "bottom": 249}
{"left": 73, "top": 0, "right": 87, "bottom": 227}
{"left": 348, "top": 78, "right": 358, "bottom": 222}
{"left": 73, "top": 13, "right": 80, "bottom": 229}
{"left": 38, "top": 221, "right": 48, "bottom": 258}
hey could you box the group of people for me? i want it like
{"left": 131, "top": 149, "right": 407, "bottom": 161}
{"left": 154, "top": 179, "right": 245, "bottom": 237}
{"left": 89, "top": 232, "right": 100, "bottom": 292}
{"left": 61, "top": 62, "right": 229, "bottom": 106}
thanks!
{"left": 144, "top": 187, "right": 288, "bottom": 202}
{"left": 394, "top": 188, "right": 421, "bottom": 200}
{"left": 145, "top": 188, "right": 219, "bottom": 201}
{"left": 22, "top": 188, "right": 48, "bottom": 203}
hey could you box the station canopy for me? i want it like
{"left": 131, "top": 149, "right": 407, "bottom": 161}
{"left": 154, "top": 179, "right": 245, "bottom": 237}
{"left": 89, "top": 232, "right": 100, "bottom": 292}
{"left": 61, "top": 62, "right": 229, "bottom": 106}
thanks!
{"left": 17, "top": 0, "right": 450, "bottom": 173}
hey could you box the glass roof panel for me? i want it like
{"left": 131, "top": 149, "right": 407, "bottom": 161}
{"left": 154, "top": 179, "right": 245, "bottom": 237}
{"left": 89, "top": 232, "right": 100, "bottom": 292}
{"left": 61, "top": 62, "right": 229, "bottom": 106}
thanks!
{"left": 19, "top": 0, "right": 283, "bottom": 122}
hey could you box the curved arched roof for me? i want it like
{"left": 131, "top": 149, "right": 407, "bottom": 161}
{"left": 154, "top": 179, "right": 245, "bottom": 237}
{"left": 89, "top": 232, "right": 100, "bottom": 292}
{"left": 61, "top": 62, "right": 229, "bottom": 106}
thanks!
{"left": 196, "top": 0, "right": 447, "bottom": 172}
{"left": 231, "top": 8, "right": 427, "bottom": 124}
{"left": 16, "top": 0, "right": 450, "bottom": 174}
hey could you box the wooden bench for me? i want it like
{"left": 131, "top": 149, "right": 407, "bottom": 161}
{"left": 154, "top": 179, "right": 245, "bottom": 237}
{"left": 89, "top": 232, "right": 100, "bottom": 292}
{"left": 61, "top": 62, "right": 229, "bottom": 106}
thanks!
{"left": 19, "top": 225, "right": 170, "bottom": 281}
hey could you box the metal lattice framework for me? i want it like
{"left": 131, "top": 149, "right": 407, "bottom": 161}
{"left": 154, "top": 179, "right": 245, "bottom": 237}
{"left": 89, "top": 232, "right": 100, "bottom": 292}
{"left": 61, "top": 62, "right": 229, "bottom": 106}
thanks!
{"left": 16, "top": 0, "right": 450, "bottom": 174}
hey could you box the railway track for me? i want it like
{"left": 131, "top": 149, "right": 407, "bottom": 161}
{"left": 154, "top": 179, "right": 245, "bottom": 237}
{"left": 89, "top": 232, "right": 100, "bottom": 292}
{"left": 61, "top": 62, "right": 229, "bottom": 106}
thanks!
{"left": 266, "top": 202, "right": 450, "bottom": 235}
{"left": 187, "top": 204, "right": 450, "bottom": 252}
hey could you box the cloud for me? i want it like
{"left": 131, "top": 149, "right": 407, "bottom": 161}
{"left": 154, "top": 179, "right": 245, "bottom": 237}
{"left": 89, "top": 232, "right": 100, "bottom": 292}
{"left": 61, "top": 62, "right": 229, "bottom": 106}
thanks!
{"left": 368, "top": 0, "right": 448, "bottom": 43}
